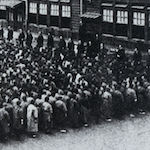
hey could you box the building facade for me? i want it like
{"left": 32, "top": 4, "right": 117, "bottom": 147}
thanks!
{"left": 81, "top": 0, "right": 101, "bottom": 40}
{"left": 27, "top": 0, "right": 81, "bottom": 38}
{"left": 82, "top": 0, "right": 150, "bottom": 49}
{"left": 0, "top": 0, "right": 25, "bottom": 30}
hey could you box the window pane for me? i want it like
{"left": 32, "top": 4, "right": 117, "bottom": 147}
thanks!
{"left": 125, "top": 11, "right": 128, "bottom": 18}
{"left": 62, "top": 5, "right": 71, "bottom": 17}
{"left": 0, "top": 6, "right": 6, "bottom": 10}
{"left": 39, "top": 4, "right": 47, "bottom": 15}
{"left": 117, "top": 10, "right": 128, "bottom": 24}
{"left": 133, "top": 12, "right": 145, "bottom": 26}
{"left": 133, "top": 12, "right": 137, "bottom": 19}
{"left": 51, "top": 4, "right": 59, "bottom": 16}
{"left": 29, "top": 2, "right": 37, "bottom": 14}
{"left": 103, "top": 9, "right": 113, "bottom": 23}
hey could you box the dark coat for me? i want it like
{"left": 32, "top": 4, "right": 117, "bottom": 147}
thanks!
{"left": 19, "top": 32, "right": 25, "bottom": 42}
{"left": 59, "top": 38, "right": 66, "bottom": 53}
{"left": 68, "top": 98, "right": 80, "bottom": 128}
{"left": 37, "top": 35, "right": 44, "bottom": 48}
{"left": 47, "top": 34, "right": 54, "bottom": 48}
{"left": 13, "top": 105, "right": 23, "bottom": 130}
{"left": 26, "top": 33, "right": 33, "bottom": 47}
{"left": 7, "top": 29, "right": 13, "bottom": 41}
{"left": 0, "top": 108, "right": 10, "bottom": 137}
{"left": 67, "top": 40, "right": 75, "bottom": 59}
{"left": 77, "top": 43, "right": 84, "bottom": 57}
{"left": 112, "top": 90, "right": 124, "bottom": 117}
{"left": 0, "top": 28, "right": 4, "bottom": 39}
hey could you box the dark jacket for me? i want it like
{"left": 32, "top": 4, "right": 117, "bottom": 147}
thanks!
{"left": 37, "top": 34, "right": 44, "bottom": 48}
{"left": 47, "top": 34, "right": 54, "bottom": 48}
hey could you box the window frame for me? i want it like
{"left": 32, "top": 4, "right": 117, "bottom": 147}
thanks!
{"left": 50, "top": 3, "right": 59, "bottom": 16}
{"left": 116, "top": 10, "right": 128, "bottom": 24}
{"left": 39, "top": 3, "right": 48, "bottom": 15}
{"left": 102, "top": 8, "right": 113, "bottom": 23}
{"left": 29, "top": 2, "right": 37, "bottom": 14}
{"left": 62, "top": 5, "right": 71, "bottom": 18}
{"left": 49, "top": 0, "right": 71, "bottom": 28}
{"left": 133, "top": 11, "right": 145, "bottom": 26}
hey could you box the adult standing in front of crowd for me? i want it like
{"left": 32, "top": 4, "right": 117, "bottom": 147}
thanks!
{"left": 26, "top": 30, "right": 33, "bottom": 48}
{"left": 133, "top": 48, "right": 142, "bottom": 71}
{"left": 37, "top": 31, "right": 44, "bottom": 48}
{"left": 92, "top": 34, "right": 100, "bottom": 58}
{"left": 47, "top": 31, "right": 54, "bottom": 50}
{"left": 58, "top": 35, "right": 66, "bottom": 55}
{"left": 67, "top": 37, "right": 75, "bottom": 60}
{"left": 7, "top": 26, "right": 13, "bottom": 41}
{"left": 18, "top": 29, "right": 25, "bottom": 47}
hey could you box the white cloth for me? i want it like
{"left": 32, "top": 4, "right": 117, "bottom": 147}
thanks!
{"left": 27, "top": 104, "right": 38, "bottom": 133}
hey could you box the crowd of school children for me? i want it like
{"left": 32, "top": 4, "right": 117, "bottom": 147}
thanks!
{"left": 0, "top": 25, "right": 150, "bottom": 141}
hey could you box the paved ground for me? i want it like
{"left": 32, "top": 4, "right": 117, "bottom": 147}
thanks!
{"left": 1, "top": 114, "right": 150, "bottom": 150}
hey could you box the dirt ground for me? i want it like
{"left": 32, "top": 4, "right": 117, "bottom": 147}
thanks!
{"left": 1, "top": 114, "right": 150, "bottom": 150}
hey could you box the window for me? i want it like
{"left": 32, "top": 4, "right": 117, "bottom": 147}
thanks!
{"left": 9, "top": 12, "right": 13, "bottom": 21}
{"left": 17, "top": 14, "right": 22, "bottom": 22}
{"left": 103, "top": 9, "right": 113, "bottom": 23}
{"left": 29, "top": 2, "right": 37, "bottom": 14}
{"left": 0, "top": 6, "right": 6, "bottom": 19}
{"left": 0, "top": 6, "right": 6, "bottom": 10}
{"left": 62, "top": 6, "right": 71, "bottom": 17}
{"left": 117, "top": 10, "right": 128, "bottom": 24}
{"left": 49, "top": 1, "right": 71, "bottom": 28}
{"left": 51, "top": 4, "right": 59, "bottom": 16}
{"left": 39, "top": 4, "right": 47, "bottom": 15}
{"left": 133, "top": 12, "right": 145, "bottom": 26}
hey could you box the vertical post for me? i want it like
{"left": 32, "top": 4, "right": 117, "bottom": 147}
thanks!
{"left": 128, "top": 2, "right": 132, "bottom": 39}
{"left": 25, "top": 0, "right": 28, "bottom": 30}
{"left": 36, "top": 2, "right": 39, "bottom": 25}
{"left": 59, "top": 0, "right": 61, "bottom": 28}
{"left": 113, "top": 0, "right": 116, "bottom": 36}
{"left": 47, "top": 0, "right": 50, "bottom": 27}
{"left": 80, "top": 0, "right": 83, "bottom": 16}
{"left": 99, "top": 0, "right": 102, "bottom": 37}
{"left": 145, "top": 5, "right": 148, "bottom": 42}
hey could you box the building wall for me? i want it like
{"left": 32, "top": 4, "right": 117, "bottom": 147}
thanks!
{"left": 28, "top": 0, "right": 81, "bottom": 38}
{"left": 79, "top": 0, "right": 150, "bottom": 49}
{"left": 71, "top": 0, "right": 80, "bottom": 32}
{"left": 0, "top": 0, "right": 25, "bottom": 30}
{"left": 84, "top": 0, "right": 100, "bottom": 13}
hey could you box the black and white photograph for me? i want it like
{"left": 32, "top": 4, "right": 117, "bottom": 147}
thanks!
{"left": 0, "top": 0, "right": 150, "bottom": 149}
